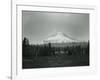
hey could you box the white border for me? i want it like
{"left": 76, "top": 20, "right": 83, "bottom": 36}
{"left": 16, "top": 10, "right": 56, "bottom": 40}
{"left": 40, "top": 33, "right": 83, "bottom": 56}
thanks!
{"left": 12, "top": 3, "right": 97, "bottom": 80}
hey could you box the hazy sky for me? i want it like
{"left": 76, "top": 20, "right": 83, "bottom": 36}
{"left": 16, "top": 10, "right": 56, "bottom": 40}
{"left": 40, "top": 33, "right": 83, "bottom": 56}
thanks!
{"left": 22, "top": 11, "right": 89, "bottom": 44}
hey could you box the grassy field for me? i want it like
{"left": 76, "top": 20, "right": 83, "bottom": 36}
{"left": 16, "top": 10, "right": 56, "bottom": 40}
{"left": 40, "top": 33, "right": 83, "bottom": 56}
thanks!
{"left": 23, "top": 54, "right": 89, "bottom": 69}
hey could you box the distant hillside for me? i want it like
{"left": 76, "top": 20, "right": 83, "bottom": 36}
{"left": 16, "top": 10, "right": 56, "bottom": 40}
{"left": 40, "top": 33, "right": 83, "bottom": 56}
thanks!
{"left": 48, "top": 42, "right": 89, "bottom": 47}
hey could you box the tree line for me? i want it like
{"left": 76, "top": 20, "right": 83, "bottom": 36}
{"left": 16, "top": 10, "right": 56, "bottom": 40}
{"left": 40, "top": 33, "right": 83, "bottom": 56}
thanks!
{"left": 22, "top": 37, "right": 89, "bottom": 58}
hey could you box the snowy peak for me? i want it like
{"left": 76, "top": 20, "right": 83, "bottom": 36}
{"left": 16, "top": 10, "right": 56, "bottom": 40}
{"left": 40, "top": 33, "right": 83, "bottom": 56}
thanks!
{"left": 43, "top": 32, "right": 76, "bottom": 43}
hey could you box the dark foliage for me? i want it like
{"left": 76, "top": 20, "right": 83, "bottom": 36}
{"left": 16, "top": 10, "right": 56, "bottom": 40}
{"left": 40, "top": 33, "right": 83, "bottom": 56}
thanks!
{"left": 22, "top": 37, "right": 89, "bottom": 58}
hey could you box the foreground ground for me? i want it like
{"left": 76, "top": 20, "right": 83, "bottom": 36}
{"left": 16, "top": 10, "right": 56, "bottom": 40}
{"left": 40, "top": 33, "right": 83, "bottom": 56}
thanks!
{"left": 23, "top": 55, "right": 89, "bottom": 69}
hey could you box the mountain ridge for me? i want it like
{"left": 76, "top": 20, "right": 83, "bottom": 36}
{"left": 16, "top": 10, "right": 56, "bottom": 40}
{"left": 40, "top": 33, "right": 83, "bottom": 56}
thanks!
{"left": 43, "top": 32, "right": 77, "bottom": 43}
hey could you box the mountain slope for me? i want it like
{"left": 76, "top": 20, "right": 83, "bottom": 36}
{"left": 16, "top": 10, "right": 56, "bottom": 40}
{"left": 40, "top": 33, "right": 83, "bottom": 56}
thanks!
{"left": 43, "top": 32, "right": 77, "bottom": 43}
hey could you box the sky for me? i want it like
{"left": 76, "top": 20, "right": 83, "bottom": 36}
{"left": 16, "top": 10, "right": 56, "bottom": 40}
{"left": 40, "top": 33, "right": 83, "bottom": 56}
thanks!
{"left": 22, "top": 11, "right": 89, "bottom": 44}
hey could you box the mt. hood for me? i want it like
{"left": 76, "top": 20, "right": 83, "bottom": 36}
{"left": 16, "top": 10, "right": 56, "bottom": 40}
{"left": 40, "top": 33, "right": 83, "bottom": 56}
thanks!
{"left": 43, "top": 32, "right": 77, "bottom": 43}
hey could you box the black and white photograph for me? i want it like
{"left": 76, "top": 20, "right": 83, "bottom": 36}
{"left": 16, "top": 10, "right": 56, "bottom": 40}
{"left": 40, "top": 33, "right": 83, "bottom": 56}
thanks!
{"left": 22, "top": 11, "right": 89, "bottom": 69}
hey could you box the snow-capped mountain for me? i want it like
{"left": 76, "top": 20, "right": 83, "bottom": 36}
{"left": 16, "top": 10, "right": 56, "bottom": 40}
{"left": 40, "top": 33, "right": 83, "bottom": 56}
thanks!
{"left": 43, "top": 32, "right": 77, "bottom": 43}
